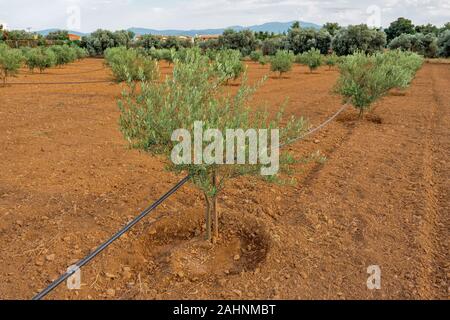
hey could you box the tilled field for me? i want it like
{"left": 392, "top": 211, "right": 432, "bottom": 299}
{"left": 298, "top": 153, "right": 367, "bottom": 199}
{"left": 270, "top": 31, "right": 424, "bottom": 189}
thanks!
{"left": 0, "top": 59, "right": 448, "bottom": 300}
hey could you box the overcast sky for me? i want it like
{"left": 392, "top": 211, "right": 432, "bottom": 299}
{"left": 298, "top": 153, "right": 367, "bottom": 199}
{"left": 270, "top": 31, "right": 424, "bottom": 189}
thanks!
{"left": 0, "top": 0, "right": 449, "bottom": 32}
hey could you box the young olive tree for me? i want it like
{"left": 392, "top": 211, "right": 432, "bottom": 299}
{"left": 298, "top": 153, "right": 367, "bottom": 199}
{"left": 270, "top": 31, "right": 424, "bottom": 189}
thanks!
{"left": 160, "top": 48, "right": 176, "bottom": 65}
{"left": 270, "top": 50, "right": 294, "bottom": 77}
{"left": 249, "top": 50, "right": 263, "bottom": 62}
{"left": 258, "top": 55, "right": 270, "bottom": 66}
{"left": 324, "top": 52, "right": 339, "bottom": 70}
{"left": 105, "top": 47, "right": 159, "bottom": 82}
{"left": 0, "top": 44, "right": 23, "bottom": 85}
{"left": 203, "top": 49, "right": 218, "bottom": 62}
{"left": 147, "top": 48, "right": 176, "bottom": 65}
{"left": 335, "top": 50, "right": 423, "bottom": 118}
{"left": 118, "top": 48, "right": 307, "bottom": 242}
{"left": 25, "top": 48, "right": 57, "bottom": 73}
{"left": 50, "top": 45, "right": 78, "bottom": 66}
{"left": 72, "top": 46, "right": 88, "bottom": 60}
{"left": 299, "top": 48, "right": 323, "bottom": 73}
{"left": 174, "top": 48, "right": 189, "bottom": 63}
{"left": 213, "top": 49, "right": 245, "bottom": 83}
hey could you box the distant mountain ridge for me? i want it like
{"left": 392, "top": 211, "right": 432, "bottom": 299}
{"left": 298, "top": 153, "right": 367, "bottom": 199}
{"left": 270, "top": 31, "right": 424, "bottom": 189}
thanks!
{"left": 129, "top": 21, "right": 321, "bottom": 36}
{"left": 35, "top": 21, "right": 321, "bottom": 37}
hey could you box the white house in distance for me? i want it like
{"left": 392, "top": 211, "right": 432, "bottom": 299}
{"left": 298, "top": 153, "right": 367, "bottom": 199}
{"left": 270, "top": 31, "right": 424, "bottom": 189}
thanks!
{"left": 194, "top": 34, "right": 220, "bottom": 41}
{"left": 132, "top": 34, "right": 220, "bottom": 44}
{"left": 133, "top": 34, "right": 195, "bottom": 44}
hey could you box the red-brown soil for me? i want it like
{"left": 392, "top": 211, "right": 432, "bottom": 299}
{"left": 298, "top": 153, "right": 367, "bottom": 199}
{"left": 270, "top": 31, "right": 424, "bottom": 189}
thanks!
{"left": 0, "top": 59, "right": 448, "bottom": 300}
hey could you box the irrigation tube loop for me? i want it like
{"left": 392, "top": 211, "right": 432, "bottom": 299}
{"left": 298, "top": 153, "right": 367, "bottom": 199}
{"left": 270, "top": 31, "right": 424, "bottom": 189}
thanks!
{"left": 32, "top": 175, "right": 191, "bottom": 300}
{"left": 280, "top": 103, "right": 349, "bottom": 148}
{"left": 31, "top": 104, "right": 349, "bottom": 300}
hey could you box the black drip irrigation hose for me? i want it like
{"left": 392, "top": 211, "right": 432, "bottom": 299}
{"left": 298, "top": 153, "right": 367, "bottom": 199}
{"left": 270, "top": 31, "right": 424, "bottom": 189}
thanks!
{"left": 42, "top": 67, "right": 107, "bottom": 76}
{"left": 30, "top": 104, "right": 350, "bottom": 300}
{"left": 32, "top": 175, "right": 190, "bottom": 300}
{"left": 2, "top": 66, "right": 110, "bottom": 86}
{"left": 6, "top": 79, "right": 113, "bottom": 86}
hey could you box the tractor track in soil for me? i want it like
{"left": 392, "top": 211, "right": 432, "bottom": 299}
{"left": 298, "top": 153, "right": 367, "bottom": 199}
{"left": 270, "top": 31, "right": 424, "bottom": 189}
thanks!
{"left": 415, "top": 65, "right": 449, "bottom": 299}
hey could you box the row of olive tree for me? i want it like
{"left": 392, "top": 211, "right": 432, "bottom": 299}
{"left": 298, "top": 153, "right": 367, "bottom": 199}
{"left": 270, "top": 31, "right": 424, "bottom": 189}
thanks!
{"left": 105, "top": 46, "right": 245, "bottom": 84}
{"left": 335, "top": 50, "right": 424, "bottom": 118}
{"left": 268, "top": 49, "right": 338, "bottom": 76}
{"left": 23, "top": 47, "right": 57, "bottom": 73}
{"left": 0, "top": 43, "right": 23, "bottom": 84}
{"left": 115, "top": 47, "right": 425, "bottom": 242}
{"left": 22, "top": 45, "right": 87, "bottom": 73}
{"left": 104, "top": 47, "right": 159, "bottom": 82}
{"left": 0, "top": 43, "right": 87, "bottom": 84}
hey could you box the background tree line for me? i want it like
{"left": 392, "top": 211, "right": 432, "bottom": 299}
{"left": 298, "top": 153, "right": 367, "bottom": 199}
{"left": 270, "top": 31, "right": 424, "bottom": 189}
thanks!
{"left": 198, "top": 18, "right": 449, "bottom": 58}
{"left": 1, "top": 18, "right": 449, "bottom": 58}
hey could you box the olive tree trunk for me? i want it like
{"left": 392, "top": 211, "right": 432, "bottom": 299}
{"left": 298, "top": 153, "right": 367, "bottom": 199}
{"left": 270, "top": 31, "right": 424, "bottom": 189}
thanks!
{"left": 203, "top": 170, "right": 219, "bottom": 243}
{"left": 204, "top": 192, "right": 212, "bottom": 242}
{"left": 212, "top": 170, "right": 219, "bottom": 242}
